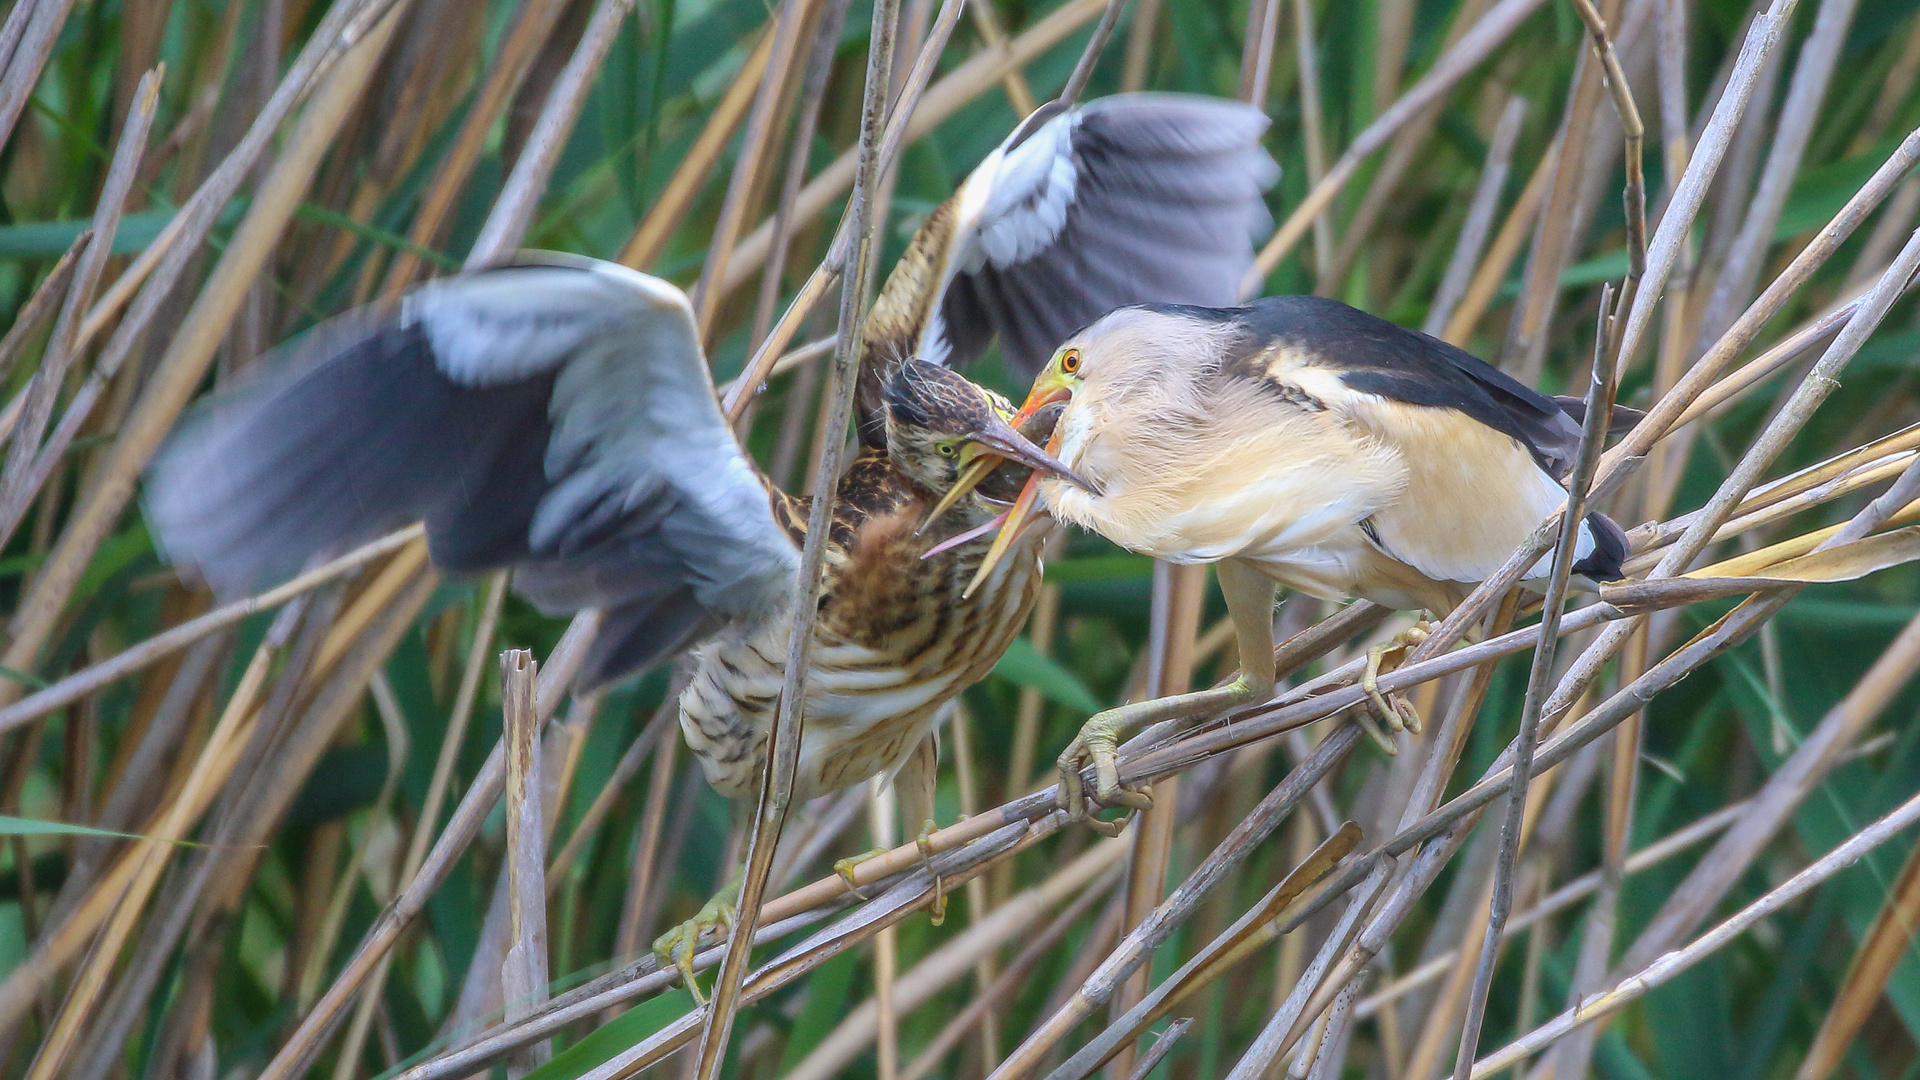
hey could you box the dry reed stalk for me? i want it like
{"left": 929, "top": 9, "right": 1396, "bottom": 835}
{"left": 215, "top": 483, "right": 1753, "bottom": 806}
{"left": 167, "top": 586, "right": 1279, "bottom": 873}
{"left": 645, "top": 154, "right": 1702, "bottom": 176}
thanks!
{"left": 469, "top": 0, "right": 636, "bottom": 264}
{"left": 1287, "top": 0, "right": 1334, "bottom": 278}
{"left": 617, "top": 28, "right": 776, "bottom": 271}
{"left": 987, "top": 725, "right": 1364, "bottom": 1080}
{"left": 1238, "top": 0, "right": 1282, "bottom": 108}
{"left": 379, "top": 0, "right": 574, "bottom": 293}
{"left": 1353, "top": 798, "right": 1750, "bottom": 1018}
{"left": 1500, "top": 0, "right": 1625, "bottom": 377}
{"left": 1243, "top": 0, "right": 1553, "bottom": 292}
{"left": 1314, "top": 0, "right": 1499, "bottom": 297}
{"left": 1049, "top": 825, "right": 1360, "bottom": 1080}
{"left": 787, "top": 837, "right": 1128, "bottom": 1080}
{"left": 0, "top": 0, "right": 79, "bottom": 149}
{"left": 501, "top": 649, "right": 550, "bottom": 1076}
{"left": 1424, "top": 96, "right": 1528, "bottom": 337}
{"left": 1616, "top": 601, "right": 1920, "bottom": 971}
{"left": 746, "top": 0, "right": 853, "bottom": 358}
{"left": 575, "top": 820, "right": 1042, "bottom": 1080}
{"left": 1449, "top": 291, "right": 1621, "bottom": 1080}
{"left": 1793, "top": 833, "right": 1920, "bottom": 1080}
{"left": 943, "top": 703, "right": 1005, "bottom": 1066}
{"left": 0, "top": 0, "right": 407, "bottom": 710}
{"left": 968, "top": 0, "right": 1037, "bottom": 112}
{"left": 15, "top": 612, "right": 290, "bottom": 1079}
{"left": 870, "top": 779, "right": 902, "bottom": 1080}
{"left": 1440, "top": 151, "right": 1553, "bottom": 346}
{"left": 716, "top": 0, "right": 1110, "bottom": 298}
{"left": 614, "top": 706, "right": 682, "bottom": 961}
{"left": 0, "top": 67, "right": 156, "bottom": 546}
{"left": 690, "top": 0, "right": 818, "bottom": 339}
{"left": 1107, "top": 561, "right": 1205, "bottom": 1075}
{"left": 0, "top": 525, "right": 422, "bottom": 736}
{"left": 0, "top": 235, "right": 84, "bottom": 411}
{"left": 684, "top": 0, "right": 898, "bottom": 1071}
{"left": 1471, "top": 784, "right": 1920, "bottom": 1077}
{"left": 546, "top": 694, "right": 676, "bottom": 890}
{"left": 1694, "top": 0, "right": 1853, "bottom": 356}
{"left": 255, "top": 612, "right": 599, "bottom": 1080}
{"left": 900, "top": 869, "right": 1122, "bottom": 1080}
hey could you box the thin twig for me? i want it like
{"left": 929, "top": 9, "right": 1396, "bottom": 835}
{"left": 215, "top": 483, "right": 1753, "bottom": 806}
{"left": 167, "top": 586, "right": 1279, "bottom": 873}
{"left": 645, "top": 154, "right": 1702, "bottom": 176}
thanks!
{"left": 1471, "top": 785, "right": 1920, "bottom": 1077}
{"left": 685, "top": 0, "right": 898, "bottom": 1071}
{"left": 1450, "top": 291, "right": 1620, "bottom": 1080}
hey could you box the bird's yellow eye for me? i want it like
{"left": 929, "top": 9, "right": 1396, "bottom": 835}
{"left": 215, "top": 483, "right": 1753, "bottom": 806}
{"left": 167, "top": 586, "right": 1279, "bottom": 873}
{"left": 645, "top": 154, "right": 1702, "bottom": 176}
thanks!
{"left": 1059, "top": 348, "right": 1081, "bottom": 374}
{"left": 939, "top": 443, "right": 958, "bottom": 457}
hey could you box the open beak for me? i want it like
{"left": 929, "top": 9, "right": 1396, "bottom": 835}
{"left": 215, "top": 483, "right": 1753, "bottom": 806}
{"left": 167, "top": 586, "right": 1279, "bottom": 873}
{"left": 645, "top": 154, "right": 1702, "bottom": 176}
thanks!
{"left": 915, "top": 410, "right": 1096, "bottom": 534}
{"left": 1008, "top": 380, "right": 1073, "bottom": 428}
{"left": 960, "top": 426, "right": 1062, "bottom": 598}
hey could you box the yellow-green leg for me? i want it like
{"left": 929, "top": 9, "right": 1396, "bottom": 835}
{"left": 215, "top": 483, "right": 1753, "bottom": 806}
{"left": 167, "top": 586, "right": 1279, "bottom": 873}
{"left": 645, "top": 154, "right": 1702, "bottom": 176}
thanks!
{"left": 1353, "top": 618, "right": 1435, "bottom": 754}
{"left": 1057, "top": 560, "right": 1278, "bottom": 829}
{"left": 651, "top": 874, "right": 740, "bottom": 1003}
{"left": 836, "top": 732, "right": 947, "bottom": 922}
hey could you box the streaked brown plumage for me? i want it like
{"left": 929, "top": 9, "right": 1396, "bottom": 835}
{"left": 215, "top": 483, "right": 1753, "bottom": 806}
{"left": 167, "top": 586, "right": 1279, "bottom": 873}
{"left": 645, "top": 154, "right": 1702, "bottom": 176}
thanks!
{"left": 145, "top": 93, "right": 1275, "bottom": 988}
{"left": 677, "top": 393, "right": 1056, "bottom": 814}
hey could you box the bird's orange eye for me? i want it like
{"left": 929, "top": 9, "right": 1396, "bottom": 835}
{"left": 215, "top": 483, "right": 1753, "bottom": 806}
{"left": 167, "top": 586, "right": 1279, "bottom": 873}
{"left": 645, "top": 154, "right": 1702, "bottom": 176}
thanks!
{"left": 1059, "top": 349, "right": 1081, "bottom": 374}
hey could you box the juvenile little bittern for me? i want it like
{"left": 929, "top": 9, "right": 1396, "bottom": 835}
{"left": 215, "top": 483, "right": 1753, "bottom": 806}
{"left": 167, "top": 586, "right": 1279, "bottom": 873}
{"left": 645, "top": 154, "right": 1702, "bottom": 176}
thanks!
{"left": 146, "top": 94, "right": 1275, "bottom": 985}
{"left": 951, "top": 296, "right": 1630, "bottom": 820}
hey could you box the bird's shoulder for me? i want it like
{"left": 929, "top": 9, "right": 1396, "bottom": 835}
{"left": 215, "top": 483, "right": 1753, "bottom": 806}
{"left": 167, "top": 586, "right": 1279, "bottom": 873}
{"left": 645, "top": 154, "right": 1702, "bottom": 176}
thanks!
{"left": 1219, "top": 296, "right": 1582, "bottom": 477}
{"left": 823, "top": 451, "right": 922, "bottom": 550}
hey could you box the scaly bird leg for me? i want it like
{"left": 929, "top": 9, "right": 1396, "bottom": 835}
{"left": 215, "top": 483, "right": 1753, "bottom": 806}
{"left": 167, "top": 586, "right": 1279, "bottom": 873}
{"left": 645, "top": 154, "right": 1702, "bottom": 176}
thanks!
{"left": 1357, "top": 618, "right": 1434, "bottom": 752}
{"left": 1057, "top": 561, "right": 1278, "bottom": 831}
{"left": 651, "top": 874, "right": 741, "bottom": 1004}
{"left": 838, "top": 730, "right": 948, "bottom": 919}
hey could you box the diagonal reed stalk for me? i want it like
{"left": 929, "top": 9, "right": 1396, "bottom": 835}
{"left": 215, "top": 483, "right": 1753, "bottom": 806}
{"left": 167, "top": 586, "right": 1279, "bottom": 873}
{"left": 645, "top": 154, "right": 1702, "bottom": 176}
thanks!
{"left": 15, "top": 3, "right": 1920, "bottom": 1079}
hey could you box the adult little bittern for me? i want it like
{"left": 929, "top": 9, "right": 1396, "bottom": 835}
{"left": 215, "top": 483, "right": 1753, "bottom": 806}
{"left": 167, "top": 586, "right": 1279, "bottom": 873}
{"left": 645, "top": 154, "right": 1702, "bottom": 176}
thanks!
{"left": 146, "top": 93, "right": 1275, "bottom": 985}
{"left": 954, "top": 295, "right": 1629, "bottom": 819}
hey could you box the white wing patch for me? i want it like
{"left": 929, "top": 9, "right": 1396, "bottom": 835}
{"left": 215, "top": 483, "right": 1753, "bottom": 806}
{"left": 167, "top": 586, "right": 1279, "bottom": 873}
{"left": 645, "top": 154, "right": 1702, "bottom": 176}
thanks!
{"left": 953, "top": 109, "right": 1083, "bottom": 275}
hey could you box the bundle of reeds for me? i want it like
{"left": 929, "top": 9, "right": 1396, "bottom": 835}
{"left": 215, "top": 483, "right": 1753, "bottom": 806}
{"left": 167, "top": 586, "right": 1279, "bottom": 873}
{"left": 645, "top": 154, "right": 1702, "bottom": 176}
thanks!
{"left": 7, "top": 1, "right": 1920, "bottom": 1078}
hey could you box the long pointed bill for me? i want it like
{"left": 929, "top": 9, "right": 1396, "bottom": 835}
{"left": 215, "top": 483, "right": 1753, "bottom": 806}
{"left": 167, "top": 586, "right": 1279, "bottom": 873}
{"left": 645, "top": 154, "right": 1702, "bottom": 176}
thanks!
{"left": 963, "top": 468, "right": 1044, "bottom": 599}
{"left": 915, "top": 412, "right": 1095, "bottom": 534}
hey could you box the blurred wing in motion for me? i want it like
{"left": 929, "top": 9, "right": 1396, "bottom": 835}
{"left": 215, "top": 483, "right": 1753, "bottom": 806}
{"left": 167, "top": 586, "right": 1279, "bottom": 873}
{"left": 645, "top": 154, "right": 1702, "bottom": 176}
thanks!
{"left": 932, "top": 92, "right": 1279, "bottom": 376}
{"left": 147, "top": 254, "right": 800, "bottom": 685}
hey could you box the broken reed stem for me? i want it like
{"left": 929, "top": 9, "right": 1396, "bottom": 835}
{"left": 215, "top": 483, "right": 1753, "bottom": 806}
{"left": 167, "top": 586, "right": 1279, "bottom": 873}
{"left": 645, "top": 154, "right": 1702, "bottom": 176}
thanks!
{"left": 500, "top": 650, "right": 549, "bottom": 1077}
{"left": 253, "top": 612, "right": 600, "bottom": 1080}
{"left": 1449, "top": 289, "right": 1621, "bottom": 1080}
{"left": 686, "top": 0, "right": 899, "bottom": 1073}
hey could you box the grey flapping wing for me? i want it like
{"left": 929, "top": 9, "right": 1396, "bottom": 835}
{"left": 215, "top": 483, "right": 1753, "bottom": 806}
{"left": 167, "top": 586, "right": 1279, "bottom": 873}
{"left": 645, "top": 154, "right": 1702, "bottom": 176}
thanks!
{"left": 146, "top": 255, "right": 799, "bottom": 686}
{"left": 934, "top": 93, "right": 1279, "bottom": 376}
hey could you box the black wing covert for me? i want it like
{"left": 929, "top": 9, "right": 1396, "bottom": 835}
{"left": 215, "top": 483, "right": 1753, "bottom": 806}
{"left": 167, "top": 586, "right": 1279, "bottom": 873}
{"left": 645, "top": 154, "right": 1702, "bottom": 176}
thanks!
{"left": 1235, "top": 295, "right": 1588, "bottom": 479}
